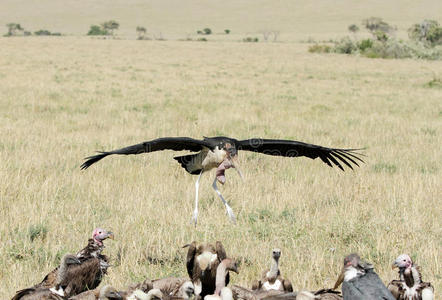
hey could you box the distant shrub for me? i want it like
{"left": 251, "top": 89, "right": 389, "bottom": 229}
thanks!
{"left": 243, "top": 37, "right": 259, "bottom": 42}
{"left": 333, "top": 37, "right": 357, "bottom": 54}
{"left": 197, "top": 30, "right": 203, "bottom": 35}
{"left": 136, "top": 26, "right": 147, "bottom": 40}
{"left": 426, "top": 77, "right": 442, "bottom": 88}
{"left": 5, "top": 23, "right": 24, "bottom": 36}
{"left": 101, "top": 20, "right": 119, "bottom": 35}
{"left": 23, "top": 31, "right": 32, "bottom": 36}
{"left": 87, "top": 25, "right": 108, "bottom": 35}
{"left": 363, "top": 17, "right": 395, "bottom": 35}
{"left": 358, "top": 39, "right": 373, "bottom": 51}
{"left": 198, "top": 37, "right": 207, "bottom": 41}
{"left": 203, "top": 28, "right": 212, "bottom": 35}
{"left": 28, "top": 224, "right": 48, "bottom": 242}
{"left": 374, "top": 30, "right": 389, "bottom": 42}
{"left": 34, "top": 29, "right": 51, "bottom": 36}
{"left": 364, "top": 40, "right": 413, "bottom": 59}
{"left": 308, "top": 44, "right": 332, "bottom": 53}
{"left": 348, "top": 24, "right": 359, "bottom": 33}
{"left": 224, "top": 29, "right": 230, "bottom": 34}
{"left": 408, "top": 20, "right": 442, "bottom": 46}
{"left": 308, "top": 18, "right": 441, "bottom": 61}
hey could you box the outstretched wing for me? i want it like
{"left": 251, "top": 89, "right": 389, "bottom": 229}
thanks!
{"left": 81, "top": 137, "right": 211, "bottom": 170}
{"left": 236, "top": 138, "right": 364, "bottom": 171}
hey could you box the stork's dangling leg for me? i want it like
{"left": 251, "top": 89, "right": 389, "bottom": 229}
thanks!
{"left": 191, "top": 171, "right": 204, "bottom": 226}
{"left": 212, "top": 178, "right": 236, "bottom": 224}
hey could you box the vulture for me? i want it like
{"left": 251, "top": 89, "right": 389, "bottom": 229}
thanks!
{"left": 11, "top": 254, "right": 81, "bottom": 300}
{"left": 231, "top": 285, "right": 285, "bottom": 300}
{"left": 123, "top": 289, "right": 163, "bottom": 300}
{"left": 387, "top": 254, "right": 434, "bottom": 300}
{"left": 119, "top": 278, "right": 154, "bottom": 299}
{"left": 152, "top": 277, "right": 195, "bottom": 299}
{"left": 333, "top": 253, "right": 395, "bottom": 300}
{"left": 80, "top": 136, "right": 364, "bottom": 224}
{"left": 252, "top": 249, "right": 293, "bottom": 292}
{"left": 68, "top": 285, "right": 122, "bottom": 300}
{"left": 240, "top": 289, "right": 341, "bottom": 300}
{"left": 184, "top": 241, "right": 229, "bottom": 298}
{"left": 32, "top": 228, "right": 113, "bottom": 297}
{"left": 204, "top": 258, "right": 239, "bottom": 300}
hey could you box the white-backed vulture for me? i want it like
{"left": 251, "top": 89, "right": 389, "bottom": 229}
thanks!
{"left": 388, "top": 254, "right": 434, "bottom": 300}
{"left": 252, "top": 249, "right": 293, "bottom": 293}
{"left": 11, "top": 254, "right": 81, "bottom": 300}
{"left": 152, "top": 277, "right": 195, "bottom": 299}
{"left": 333, "top": 253, "right": 395, "bottom": 300}
{"left": 204, "top": 258, "right": 239, "bottom": 300}
{"left": 231, "top": 285, "right": 284, "bottom": 300}
{"left": 69, "top": 285, "right": 123, "bottom": 299}
{"left": 118, "top": 278, "right": 154, "bottom": 299}
{"left": 184, "top": 241, "right": 229, "bottom": 298}
{"left": 125, "top": 289, "right": 163, "bottom": 300}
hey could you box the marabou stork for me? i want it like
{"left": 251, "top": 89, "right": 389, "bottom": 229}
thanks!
{"left": 81, "top": 136, "right": 364, "bottom": 225}
{"left": 333, "top": 253, "right": 395, "bottom": 300}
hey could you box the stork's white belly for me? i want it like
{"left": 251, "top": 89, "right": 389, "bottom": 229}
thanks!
{"left": 263, "top": 280, "right": 282, "bottom": 291}
{"left": 202, "top": 147, "right": 226, "bottom": 170}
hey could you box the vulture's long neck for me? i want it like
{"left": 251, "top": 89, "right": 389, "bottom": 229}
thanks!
{"left": 77, "top": 238, "right": 103, "bottom": 259}
{"left": 403, "top": 266, "right": 422, "bottom": 288}
{"left": 268, "top": 257, "right": 279, "bottom": 280}
{"left": 56, "top": 258, "right": 69, "bottom": 286}
{"left": 214, "top": 261, "right": 229, "bottom": 295}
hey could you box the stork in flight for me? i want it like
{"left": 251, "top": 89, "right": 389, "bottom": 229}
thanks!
{"left": 81, "top": 136, "right": 364, "bottom": 225}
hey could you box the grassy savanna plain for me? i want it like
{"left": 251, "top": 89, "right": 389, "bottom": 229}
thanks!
{"left": 0, "top": 1, "right": 441, "bottom": 298}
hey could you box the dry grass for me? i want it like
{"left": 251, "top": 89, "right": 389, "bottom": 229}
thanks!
{"left": 0, "top": 26, "right": 441, "bottom": 300}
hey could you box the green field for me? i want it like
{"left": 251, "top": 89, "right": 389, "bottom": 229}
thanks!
{"left": 0, "top": 1, "right": 441, "bottom": 298}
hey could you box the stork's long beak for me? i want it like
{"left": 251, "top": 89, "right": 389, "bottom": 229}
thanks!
{"left": 333, "top": 267, "right": 345, "bottom": 290}
{"left": 230, "top": 156, "right": 244, "bottom": 181}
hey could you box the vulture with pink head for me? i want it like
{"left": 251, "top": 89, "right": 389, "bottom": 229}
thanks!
{"left": 387, "top": 254, "right": 434, "bottom": 300}
{"left": 12, "top": 228, "right": 113, "bottom": 299}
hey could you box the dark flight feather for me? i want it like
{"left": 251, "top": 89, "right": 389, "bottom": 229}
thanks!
{"left": 236, "top": 138, "right": 364, "bottom": 171}
{"left": 81, "top": 137, "right": 212, "bottom": 170}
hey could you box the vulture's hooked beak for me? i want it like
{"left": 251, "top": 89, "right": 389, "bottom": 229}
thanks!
{"left": 333, "top": 267, "right": 345, "bottom": 290}
{"left": 107, "top": 231, "right": 115, "bottom": 240}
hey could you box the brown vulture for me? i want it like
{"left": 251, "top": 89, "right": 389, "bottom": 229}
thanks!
{"left": 333, "top": 253, "right": 395, "bottom": 300}
{"left": 27, "top": 228, "right": 113, "bottom": 297}
{"left": 387, "top": 254, "right": 434, "bottom": 300}
{"left": 80, "top": 136, "right": 364, "bottom": 225}
{"left": 11, "top": 254, "right": 81, "bottom": 300}
{"left": 184, "top": 241, "right": 230, "bottom": 299}
{"left": 252, "top": 249, "right": 293, "bottom": 293}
